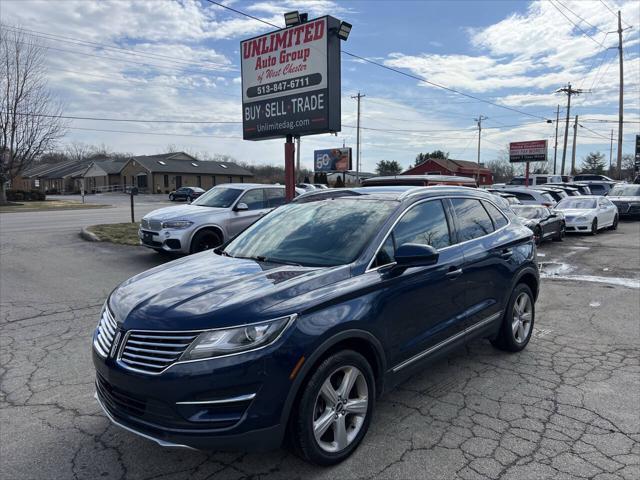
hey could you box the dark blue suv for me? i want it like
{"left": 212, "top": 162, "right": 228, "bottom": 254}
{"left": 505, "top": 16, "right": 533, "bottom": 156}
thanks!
{"left": 92, "top": 186, "right": 538, "bottom": 465}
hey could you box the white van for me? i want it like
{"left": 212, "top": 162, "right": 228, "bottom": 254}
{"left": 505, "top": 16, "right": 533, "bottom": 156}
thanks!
{"left": 508, "top": 174, "right": 563, "bottom": 186}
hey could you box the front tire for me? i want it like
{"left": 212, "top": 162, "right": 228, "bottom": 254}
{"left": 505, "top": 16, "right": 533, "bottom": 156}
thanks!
{"left": 187, "top": 195, "right": 193, "bottom": 203}
{"left": 169, "top": 194, "right": 175, "bottom": 201}
{"left": 490, "top": 283, "right": 535, "bottom": 352}
{"left": 189, "top": 229, "right": 222, "bottom": 254}
{"left": 590, "top": 218, "right": 598, "bottom": 235}
{"left": 291, "top": 350, "right": 375, "bottom": 466}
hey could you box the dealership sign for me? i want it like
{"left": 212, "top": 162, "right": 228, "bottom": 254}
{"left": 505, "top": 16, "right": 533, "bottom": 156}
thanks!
{"left": 509, "top": 140, "right": 548, "bottom": 163}
{"left": 241, "top": 16, "right": 342, "bottom": 140}
{"left": 314, "top": 147, "right": 352, "bottom": 172}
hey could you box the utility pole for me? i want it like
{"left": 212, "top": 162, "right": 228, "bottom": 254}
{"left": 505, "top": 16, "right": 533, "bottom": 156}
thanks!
{"left": 571, "top": 115, "right": 579, "bottom": 176}
{"left": 609, "top": 129, "right": 614, "bottom": 174}
{"left": 295, "top": 136, "right": 301, "bottom": 182}
{"left": 351, "top": 92, "right": 365, "bottom": 184}
{"left": 556, "top": 83, "right": 582, "bottom": 175}
{"left": 616, "top": 10, "right": 624, "bottom": 179}
{"left": 553, "top": 104, "right": 560, "bottom": 175}
{"left": 474, "top": 115, "right": 487, "bottom": 184}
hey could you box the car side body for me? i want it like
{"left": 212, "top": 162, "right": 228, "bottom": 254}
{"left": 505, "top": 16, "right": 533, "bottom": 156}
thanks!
{"left": 511, "top": 205, "right": 565, "bottom": 244}
{"left": 169, "top": 187, "right": 205, "bottom": 202}
{"left": 140, "top": 184, "right": 286, "bottom": 254}
{"left": 95, "top": 186, "right": 539, "bottom": 462}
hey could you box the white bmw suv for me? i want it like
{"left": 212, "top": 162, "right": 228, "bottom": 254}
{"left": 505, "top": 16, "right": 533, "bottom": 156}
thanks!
{"left": 139, "top": 184, "right": 286, "bottom": 254}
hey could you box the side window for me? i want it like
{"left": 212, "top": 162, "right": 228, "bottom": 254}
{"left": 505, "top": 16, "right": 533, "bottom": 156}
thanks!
{"left": 482, "top": 201, "right": 508, "bottom": 229}
{"left": 265, "top": 188, "right": 286, "bottom": 208}
{"left": 451, "top": 198, "right": 495, "bottom": 242}
{"left": 239, "top": 189, "right": 266, "bottom": 210}
{"left": 373, "top": 235, "right": 395, "bottom": 268}
{"left": 513, "top": 192, "right": 534, "bottom": 201}
{"left": 537, "top": 177, "right": 547, "bottom": 184}
{"left": 393, "top": 200, "right": 452, "bottom": 250}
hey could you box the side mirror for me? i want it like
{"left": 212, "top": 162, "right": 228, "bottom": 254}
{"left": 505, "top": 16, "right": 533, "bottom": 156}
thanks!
{"left": 235, "top": 202, "right": 249, "bottom": 211}
{"left": 395, "top": 243, "right": 439, "bottom": 268}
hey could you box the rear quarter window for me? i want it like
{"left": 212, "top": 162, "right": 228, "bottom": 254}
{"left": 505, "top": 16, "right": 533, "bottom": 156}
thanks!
{"left": 451, "top": 198, "right": 495, "bottom": 242}
{"left": 482, "top": 201, "right": 509, "bottom": 229}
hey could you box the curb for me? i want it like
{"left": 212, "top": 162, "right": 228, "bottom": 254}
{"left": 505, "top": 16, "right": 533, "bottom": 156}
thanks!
{"left": 80, "top": 226, "right": 100, "bottom": 242}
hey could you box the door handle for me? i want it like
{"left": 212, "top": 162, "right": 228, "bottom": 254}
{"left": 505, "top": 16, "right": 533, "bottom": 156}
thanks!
{"left": 499, "top": 248, "right": 513, "bottom": 259}
{"left": 446, "top": 266, "right": 463, "bottom": 279}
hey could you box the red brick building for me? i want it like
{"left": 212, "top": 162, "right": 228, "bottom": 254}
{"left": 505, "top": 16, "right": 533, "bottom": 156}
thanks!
{"left": 403, "top": 158, "right": 493, "bottom": 186}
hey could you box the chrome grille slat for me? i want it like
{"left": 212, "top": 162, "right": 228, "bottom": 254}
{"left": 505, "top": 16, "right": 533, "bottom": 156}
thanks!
{"left": 125, "top": 345, "right": 184, "bottom": 356}
{"left": 119, "top": 330, "right": 198, "bottom": 374}
{"left": 94, "top": 307, "right": 118, "bottom": 358}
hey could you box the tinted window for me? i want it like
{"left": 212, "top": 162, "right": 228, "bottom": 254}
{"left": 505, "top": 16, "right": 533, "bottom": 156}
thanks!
{"left": 393, "top": 200, "right": 451, "bottom": 250}
{"left": 589, "top": 184, "right": 605, "bottom": 194}
{"left": 239, "top": 189, "right": 266, "bottom": 210}
{"left": 451, "top": 198, "right": 494, "bottom": 242}
{"left": 224, "top": 199, "right": 396, "bottom": 267}
{"left": 512, "top": 192, "right": 534, "bottom": 201}
{"left": 483, "top": 201, "right": 508, "bottom": 229}
{"left": 373, "top": 235, "right": 395, "bottom": 268}
{"left": 265, "top": 188, "right": 286, "bottom": 208}
{"left": 537, "top": 177, "right": 548, "bottom": 184}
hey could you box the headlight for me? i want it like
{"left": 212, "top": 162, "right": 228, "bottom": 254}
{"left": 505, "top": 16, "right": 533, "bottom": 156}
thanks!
{"left": 161, "top": 220, "right": 193, "bottom": 229}
{"left": 180, "top": 315, "right": 295, "bottom": 361}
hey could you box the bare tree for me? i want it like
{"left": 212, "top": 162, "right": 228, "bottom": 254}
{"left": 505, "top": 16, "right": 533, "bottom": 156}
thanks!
{"left": 65, "top": 142, "right": 93, "bottom": 163}
{"left": 0, "top": 27, "right": 65, "bottom": 203}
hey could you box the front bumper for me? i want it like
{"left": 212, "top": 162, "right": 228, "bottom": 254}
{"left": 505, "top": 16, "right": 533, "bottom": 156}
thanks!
{"left": 564, "top": 217, "right": 592, "bottom": 232}
{"left": 138, "top": 227, "right": 192, "bottom": 253}
{"left": 92, "top": 338, "right": 295, "bottom": 451}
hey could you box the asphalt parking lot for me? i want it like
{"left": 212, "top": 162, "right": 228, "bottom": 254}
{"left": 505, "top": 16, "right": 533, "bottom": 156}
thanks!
{"left": 1, "top": 208, "right": 639, "bottom": 480}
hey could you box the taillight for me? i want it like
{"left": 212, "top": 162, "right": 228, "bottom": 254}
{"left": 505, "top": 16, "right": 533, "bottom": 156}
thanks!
{"left": 542, "top": 202, "right": 553, "bottom": 207}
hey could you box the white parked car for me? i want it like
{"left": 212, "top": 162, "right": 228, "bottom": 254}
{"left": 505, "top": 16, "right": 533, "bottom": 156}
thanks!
{"left": 554, "top": 196, "right": 619, "bottom": 234}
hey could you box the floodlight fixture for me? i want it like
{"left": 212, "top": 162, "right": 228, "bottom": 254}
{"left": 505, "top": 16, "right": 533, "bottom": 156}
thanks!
{"left": 284, "top": 11, "right": 301, "bottom": 27}
{"left": 337, "top": 21, "right": 352, "bottom": 41}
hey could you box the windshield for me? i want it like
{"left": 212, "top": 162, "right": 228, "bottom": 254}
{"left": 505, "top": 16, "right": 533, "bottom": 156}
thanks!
{"left": 223, "top": 199, "right": 397, "bottom": 267}
{"left": 609, "top": 185, "right": 640, "bottom": 196}
{"left": 556, "top": 198, "right": 597, "bottom": 210}
{"left": 191, "top": 187, "right": 242, "bottom": 208}
{"left": 512, "top": 206, "right": 546, "bottom": 219}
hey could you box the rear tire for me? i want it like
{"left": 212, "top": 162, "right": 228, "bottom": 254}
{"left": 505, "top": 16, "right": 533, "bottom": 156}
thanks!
{"left": 189, "top": 229, "right": 222, "bottom": 254}
{"left": 553, "top": 222, "right": 565, "bottom": 242}
{"left": 490, "top": 283, "right": 535, "bottom": 352}
{"left": 590, "top": 219, "right": 598, "bottom": 235}
{"left": 291, "top": 350, "right": 375, "bottom": 466}
{"left": 609, "top": 215, "right": 618, "bottom": 230}
{"left": 533, "top": 226, "right": 542, "bottom": 245}
{"left": 187, "top": 195, "right": 193, "bottom": 203}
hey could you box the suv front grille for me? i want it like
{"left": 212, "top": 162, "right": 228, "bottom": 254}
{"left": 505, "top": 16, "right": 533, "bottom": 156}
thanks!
{"left": 120, "top": 331, "right": 199, "bottom": 373}
{"left": 140, "top": 218, "right": 162, "bottom": 231}
{"left": 94, "top": 307, "right": 118, "bottom": 358}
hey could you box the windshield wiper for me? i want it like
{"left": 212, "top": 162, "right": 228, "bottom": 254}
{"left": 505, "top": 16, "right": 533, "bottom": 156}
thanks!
{"left": 255, "top": 256, "right": 303, "bottom": 267}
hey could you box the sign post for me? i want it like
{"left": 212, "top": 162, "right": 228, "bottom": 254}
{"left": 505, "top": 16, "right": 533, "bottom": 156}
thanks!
{"left": 285, "top": 135, "right": 295, "bottom": 200}
{"left": 509, "top": 140, "right": 548, "bottom": 186}
{"left": 241, "top": 15, "right": 345, "bottom": 200}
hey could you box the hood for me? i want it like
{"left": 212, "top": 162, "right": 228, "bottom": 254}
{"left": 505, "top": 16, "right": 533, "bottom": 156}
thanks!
{"left": 143, "top": 204, "right": 226, "bottom": 221}
{"left": 109, "top": 251, "right": 349, "bottom": 331}
{"left": 607, "top": 196, "right": 640, "bottom": 202}
{"left": 558, "top": 208, "right": 594, "bottom": 216}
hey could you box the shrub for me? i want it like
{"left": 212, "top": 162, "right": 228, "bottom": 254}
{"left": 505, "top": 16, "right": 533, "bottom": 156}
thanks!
{"left": 30, "top": 190, "right": 46, "bottom": 201}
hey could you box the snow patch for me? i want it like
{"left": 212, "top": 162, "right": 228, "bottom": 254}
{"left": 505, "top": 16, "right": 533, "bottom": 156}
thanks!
{"left": 541, "top": 274, "right": 640, "bottom": 290}
{"left": 589, "top": 301, "right": 601, "bottom": 307}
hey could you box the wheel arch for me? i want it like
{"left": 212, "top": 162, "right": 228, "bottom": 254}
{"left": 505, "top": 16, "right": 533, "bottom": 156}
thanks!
{"left": 188, "top": 224, "right": 226, "bottom": 246}
{"left": 513, "top": 267, "right": 539, "bottom": 301}
{"left": 279, "top": 329, "right": 387, "bottom": 429}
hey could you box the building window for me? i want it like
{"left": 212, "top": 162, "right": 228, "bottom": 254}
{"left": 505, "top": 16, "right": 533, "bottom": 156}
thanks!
{"left": 163, "top": 175, "right": 169, "bottom": 187}
{"left": 197, "top": 175, "right": 202, "bottom": 188}
{"left": 228, "top": 176, "right": 232, "bottom": 183}
{"left": 212, "top": 176, "right": 216, "bottom": 186}
{"left": 175, "top": 175, "right": 182, "bottom": 188}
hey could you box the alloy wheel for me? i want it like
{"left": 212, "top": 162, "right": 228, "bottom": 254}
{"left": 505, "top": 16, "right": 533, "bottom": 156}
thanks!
{"left": 512, "top": 292, "right": 532, "bottom": 343}
{"left": 312, "top": 366, "right": 369, "bottom": 453}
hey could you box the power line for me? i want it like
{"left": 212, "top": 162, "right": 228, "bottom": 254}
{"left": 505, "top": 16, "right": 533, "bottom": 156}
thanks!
{"left": 205, "top": 0, "right": 551, "bottom": 122}
{"left": 553, "top": 0, "right": 602, "bottom": 32}
{"left": 599, "top": 0, "right": 633, "bottom": 27}
{"left": 549, "top": 0, "right": 607, "bottom": 47}
{"left": 3, "top": 112, "right": 241, "bottom": 124}
{"left": 2, "top": 24, "right": 235, "bottom": 71}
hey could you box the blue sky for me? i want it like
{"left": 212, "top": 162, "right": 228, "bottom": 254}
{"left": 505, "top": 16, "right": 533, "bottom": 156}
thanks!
{"left": 1, "top": 0, "right": 638, "bottom": 173}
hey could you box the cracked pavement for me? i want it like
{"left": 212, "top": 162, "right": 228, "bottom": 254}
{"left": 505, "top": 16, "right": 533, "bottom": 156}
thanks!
{"left": 1, "top": 209, "right": 638, "bottom": 479}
